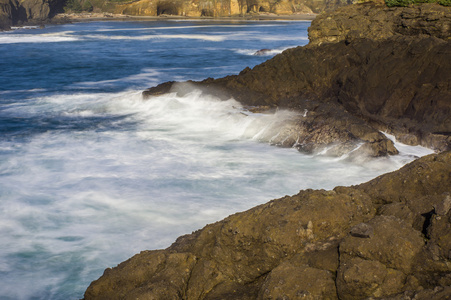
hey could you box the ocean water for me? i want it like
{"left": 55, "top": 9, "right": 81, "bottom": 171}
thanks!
{"left": 0, "top": 20, "right": 434, "bottom": 299}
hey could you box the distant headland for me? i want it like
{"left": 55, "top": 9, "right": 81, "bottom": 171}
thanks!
{"left": 1, "top": 0, "right": 329, "bottom": 31}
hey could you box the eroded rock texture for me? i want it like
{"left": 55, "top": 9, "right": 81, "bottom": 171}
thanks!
{"left": 85, "top": 151, "right": 451, "bottom": 299}
{"left": 84, "top": 3, "right": 451, "bottom": 299}
{"left": 308, "top": 3, "right": 451, "bottom": 45}
{"left": 0, "top": 0, "right": 65, "bottom": 30}
{"left": 144, "top": 3, "right": 451, "bottom": 155}
{"left": 113, "top": 0, "right": 352, "bottom": 18}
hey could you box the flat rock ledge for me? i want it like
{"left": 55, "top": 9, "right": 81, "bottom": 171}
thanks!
{"left": 143, "top": 3, "right": 451, "bottom": 157}
{"left": 84, "top": 151, "right": 451, "bottom": 299}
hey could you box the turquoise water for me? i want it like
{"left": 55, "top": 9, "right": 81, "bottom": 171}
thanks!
{"left": 0, "top": 20, "right": 433, "bottom": 299}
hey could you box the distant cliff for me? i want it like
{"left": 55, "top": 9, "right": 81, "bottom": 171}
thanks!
{"left": 0, "top": 0, "right": 66, "bottom": 29}
{"left": 109, "top": 0, "right": 352, "bottom": 17}
{"left": 0, "top": 0, "right": 352, "bottom": 30}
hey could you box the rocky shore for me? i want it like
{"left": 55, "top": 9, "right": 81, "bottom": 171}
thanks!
{"left": 0, "top": 0, "right": 320, "bottom": 31}
{"left": 84, "top": 3, "right": 451, "bottom": 299}
{"left": 143, "top": 3, "right": 451, "bottom": 156}
{"left": 85, "top": 151, "right": 451, "bottom": 299}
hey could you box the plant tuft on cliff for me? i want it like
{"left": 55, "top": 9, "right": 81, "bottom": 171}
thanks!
{"left": 385, "top": 0, "right": 450, "bottom": 7}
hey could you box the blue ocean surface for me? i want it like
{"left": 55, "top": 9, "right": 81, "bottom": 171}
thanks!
{"left": 0, "top": 20, "right": 433, "bottom": 299}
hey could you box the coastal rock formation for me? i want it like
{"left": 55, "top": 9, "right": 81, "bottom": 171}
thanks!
{"left": 83, "top": 4, "right": 451, "bottom": 298}
{"left": 308, "top": 2, "right": 451, "bottom": 45}
{"left": 0, "top": 0, "right": 65, "bottom": 30}
{"left": 84, "top": 151, "right": 451, "bottom": 299}
{"left": 113, "top": 0, "right": 322, "bottom": 17}
{"left": 143, "top": 3, "right": 451, "bottom": 155}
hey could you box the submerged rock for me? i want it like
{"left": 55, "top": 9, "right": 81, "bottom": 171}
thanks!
{"left": 84, "top": 151, "right": 451, "bottom": 299}
{"left": 253, "top": 49, "right": 272, "bottom": 56}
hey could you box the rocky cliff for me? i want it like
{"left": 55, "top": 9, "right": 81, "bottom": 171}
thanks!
{"left": 308, "top": 2, "right": 451, "bottom": 45}
{"left": 84, "top": 3, "right": 451, "bottom": 299}
{"left": 1, "top": 1, "right": 449, "bottom": 298}
{"left": 0, "top": 0, "right": 66, "bottom": 30}
{"left": 144, "top": 3, "right": 451, "bottom": 156}
{"left": 84, "top": 151, "right": 451, "bottom": 299}
{"left": 111, "top": 0, "right": 347, "bottom": 18}
{"left": 0, "top": 0, "right": 350, "bottom": 31}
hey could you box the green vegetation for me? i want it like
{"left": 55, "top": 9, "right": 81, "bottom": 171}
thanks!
{"left": 64, "top": 0, "right": 82, "bottom": 12}
{"left": 64, "top": 0, "right": 93, "bottom": 12}
{"left": 385, "top": 0, "right": 450, "bottom": 7}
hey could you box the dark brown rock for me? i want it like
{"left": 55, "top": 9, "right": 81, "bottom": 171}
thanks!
{"left": 143, "top": 4, "right": 451, "bottom": 154}
{"left": 144, "top": 36, "right": 450, "bottom": 154}
{"left": 259, "top": 262, "right": 338, "bottom": 299}
{"left": 84, "top": 151, "right": 451, "bottom": 299}
{"left": 308, "top": 3, "right": 451, "bottom": 46}
{"left": 0, "top": 0, "right": 12, "bottom": 30}
{"left": 84, "top": 4, "right": 451, "bottom": 299}
{"left": 349, "top": 222, "right": 373, "bottom": 238}
{"left": 0, "top": 0, "right": 65, "bottom": 29}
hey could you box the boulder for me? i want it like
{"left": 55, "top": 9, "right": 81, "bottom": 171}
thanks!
{"left": 0, "top": 0, "right": 12, "bottom": 30}
{"left": 84, "top": 151, "right": 451, "bottom": 299}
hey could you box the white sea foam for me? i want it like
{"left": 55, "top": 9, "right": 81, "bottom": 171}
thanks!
{"left": 234, "top": 46, "right": 292, "bottom": 56}
{"left": 81, "top": 31, "right": 305, "bottom": 43}
{"left": 382, "top": 132, "right": 435, "bottom": 157}
{"left": 0, "top": 88, "right": 47, "bottom": 95}
{"left": 10, "top": 26, "right": 41, "bottom": 30}
{"left": 0, "top": 23, "right": 305, "bottom": 45}
{"left": 84, "top": 33, "right": 227, "bottom": 41}
{"left": 0, "top": 89, "right": 435, "bottom": 300}
{"left": 0, "top": 19, "right": 434, "bottom": 300}
{"left": 0, "top": 31, "right": 79, "bottom": 44}
{"left": 72, "top": 68, "right": 162, "bottom": 88}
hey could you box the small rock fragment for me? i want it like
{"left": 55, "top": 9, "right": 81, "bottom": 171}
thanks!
{"left": 350, "top": 223, "right": 373, "bottom": 238}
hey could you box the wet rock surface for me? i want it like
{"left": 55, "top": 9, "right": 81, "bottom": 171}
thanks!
{"left": 84, "top": 4, "right": 451, "bottom": 299}
{"left": 308, "top": 2, "right": 451, "bottom": 46}
{"left": 85, "top": 151, "right": 451, "bottom": 299}
{"left": 143, "top": 3, "right": 451, "bottom": 155}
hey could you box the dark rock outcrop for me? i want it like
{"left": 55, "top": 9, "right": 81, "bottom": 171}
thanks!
{"left": 308, "top": 2, "right": 451, "bottom": 46}
{"left": 0, "top": 0, "right": 65, "bottom": 30}
{"left": 143, "top": 3, "right": 451, "bottom": 155}
{"left": 83, "top": 3, "right": 451, "bottom": 299}
{"left": 85, "top": 151, "right": 451, "bottom": 299}
{"left": 110, "top": 0, "right": 349, "bottom": 18}
{"left": 0, "top": 0, "right": 13, "bottom": 30}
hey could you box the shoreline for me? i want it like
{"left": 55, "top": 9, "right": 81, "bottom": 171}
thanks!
{"left": 2, "top": 12, "right": 316, "bottom": 31}
{"left": 51, "top": 12, "right": 317, "bottom": 23}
